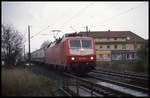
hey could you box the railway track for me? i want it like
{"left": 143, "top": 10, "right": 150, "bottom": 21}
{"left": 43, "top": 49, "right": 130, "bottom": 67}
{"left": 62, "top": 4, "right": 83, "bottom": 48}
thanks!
{"left": 95, "top": 68, "right": 149, "bottom": 78}
{"left": 30, "top": 63, "right": 149, "bottom": 97}
{"left": 91, "top": 69, "right": 149, "bottom": 88}
{"left": 60, "top": 72, "right": 149, "bottom": 97}
{"left": 88, "top": 73, "right": 149, "bottom": 94}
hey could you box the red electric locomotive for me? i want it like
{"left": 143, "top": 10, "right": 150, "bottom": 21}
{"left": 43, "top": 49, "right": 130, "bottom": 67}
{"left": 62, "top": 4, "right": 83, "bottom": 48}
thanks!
{"left": 45, "top": 34, "right": 96, "bottom": 74}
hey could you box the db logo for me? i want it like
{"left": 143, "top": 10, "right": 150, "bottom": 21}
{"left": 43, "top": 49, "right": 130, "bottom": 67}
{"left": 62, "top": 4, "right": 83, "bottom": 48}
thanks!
{"left": 80, "top": 50, "right": 85, "bottom": 55}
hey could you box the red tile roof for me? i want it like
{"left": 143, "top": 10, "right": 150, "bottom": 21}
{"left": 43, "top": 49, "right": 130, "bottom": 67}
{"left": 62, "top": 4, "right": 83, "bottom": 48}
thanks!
{"left": 78, "top": 31, "right": 146, "bottom": 43}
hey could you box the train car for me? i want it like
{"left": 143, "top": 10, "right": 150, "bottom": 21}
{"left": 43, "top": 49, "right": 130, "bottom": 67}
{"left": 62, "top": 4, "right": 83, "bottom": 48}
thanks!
{"left": 45, "top": 35, "right": 96, "bottom": 74}
{"left": 31, "top": 48, "right": 45, "bottom": 63}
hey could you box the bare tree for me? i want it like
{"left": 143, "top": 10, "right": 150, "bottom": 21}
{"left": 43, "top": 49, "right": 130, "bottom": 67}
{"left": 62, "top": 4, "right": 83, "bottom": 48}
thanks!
{"left": 1, "top": 24, "right": 24, "bottom": 66}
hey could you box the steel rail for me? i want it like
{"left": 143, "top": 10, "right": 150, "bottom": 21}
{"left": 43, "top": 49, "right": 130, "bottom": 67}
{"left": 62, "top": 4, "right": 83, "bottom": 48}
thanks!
{"left": 59, "top": 88, "right": 72, "bottom": 96}
{"left": 88, "top": 74, "right": 149, "bottom": 94}
{"left": 62, "top": 72, "right": 146, "bottom": 97}
{"left": 95, "top": 68, "right": 149, "bottom": 78}
{"left": 92, "top": 70, "right": 148, "bottom": 82}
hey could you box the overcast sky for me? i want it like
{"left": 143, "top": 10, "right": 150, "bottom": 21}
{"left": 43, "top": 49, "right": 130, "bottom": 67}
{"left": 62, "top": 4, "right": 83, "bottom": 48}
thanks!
{"left": 2, "top": 1, "right": 149, "bottom": 52}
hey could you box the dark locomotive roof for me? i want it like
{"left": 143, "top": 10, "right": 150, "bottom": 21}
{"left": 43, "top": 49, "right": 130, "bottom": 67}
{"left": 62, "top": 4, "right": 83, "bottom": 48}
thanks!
{"left": 47, "top": 32, "right": 91, "bottom": 48}
{"left": 63, "top": 32, "right": 83, "bottom": 37}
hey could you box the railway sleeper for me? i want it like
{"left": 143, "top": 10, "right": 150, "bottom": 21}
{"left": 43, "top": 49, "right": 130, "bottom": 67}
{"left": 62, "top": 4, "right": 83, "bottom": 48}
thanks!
{"left": 59, "top": 88, "right": 72, "bottom": 97}
{"left": 66, "top": 85, "right": 100, "bottom": 97}
{"left": 79, "top": 86, "right": 104, "bottom": 97}
{"left": 89, "top": 75, "right": 149, "bottom": 94}
{"left": 81, "top": 84, "right": 118, "bottom": 97}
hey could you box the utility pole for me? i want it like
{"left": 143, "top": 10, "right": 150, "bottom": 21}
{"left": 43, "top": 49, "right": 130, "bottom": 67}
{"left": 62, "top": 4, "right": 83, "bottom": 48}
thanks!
{"left": 86, "top": 26, "right": 88, "bottom": 37}
{"left": 134, "top": 38, "right": 137, "bottom": 59}
{"left": 28, "top": 25, "right": 31, "bottom": 70}
{"left": 24, "top": 44, "right": 25, "bottom": 61}
{"left": 86, "top": 26, "right": 88, "bottom": 32}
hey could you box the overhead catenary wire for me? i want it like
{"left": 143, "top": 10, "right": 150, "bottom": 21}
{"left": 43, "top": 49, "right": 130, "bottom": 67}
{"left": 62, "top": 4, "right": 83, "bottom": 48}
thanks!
{"left": 26, "top": 3, "right": 145, "bottom": 40}
{"left": 46, "top": 3, "right": 95, "bottom": 36}
{"left": 30, "top": 26, "right": 50, "bottom": 39}
{"left": 43, "top": 3, "right": 115, "bottom": 35}
{"left": 22, "top": 27, "right": 29, "bottom": 45}
{"left": 23, "top": 25, "right": 50, "bottom": 54}
{"left": 68, "top": 3, "right": 146, "bottom": 32}
{"left": 96, "top": 3, "right": 146, "bottom": 27}
{"left": 54, "top": 3, "right": 95, "bottom": 35}
{"left": 66, "top": 3, "right": 118, "bottom": 32}
{"left": 61, "top": 3, "right": 94, "bottom": 27}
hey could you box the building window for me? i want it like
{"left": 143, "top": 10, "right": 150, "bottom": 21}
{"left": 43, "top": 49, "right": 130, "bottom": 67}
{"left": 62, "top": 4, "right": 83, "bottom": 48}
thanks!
{"left": 114, "top": 37, "right": 117, "bottom": 40}
{"left": 126, "top": 36, "right": 130, "bottom": 40}
{"left": 122, "top": 37, "right": 125, "bottom": 41}
{"left": 114, "top": 44, "right": 118, "bottom": 49}
{"left": 107, "top": 44, "right": 110, "bottom": 50}
{"left": 99, "top": 45, "right": 103, "bottom": 50}
{"left": 106, "top": 37, "right": 110, "bottom": 41}
{"left": 99, "top": 54, "right": 103, "bottom": 58}
{"left": 127, "top": 53, "right": 134, "bottom": 59}
{"left": 106, "top": 54, "right": 110, "bottom": 59}
{"left": 122, "top": 44, "right": 126, "bottom": 50}
{"left": 112, "top": 54, "right": 122, "bottom": 60}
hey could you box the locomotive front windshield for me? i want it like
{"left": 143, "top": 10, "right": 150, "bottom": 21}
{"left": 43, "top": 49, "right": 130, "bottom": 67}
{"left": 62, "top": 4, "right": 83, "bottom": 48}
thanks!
{"left": 69, "top": 39, "right": 93, "bottom": 48}
{"left": 69, "top": 40, "right": 81, "bottom": 48}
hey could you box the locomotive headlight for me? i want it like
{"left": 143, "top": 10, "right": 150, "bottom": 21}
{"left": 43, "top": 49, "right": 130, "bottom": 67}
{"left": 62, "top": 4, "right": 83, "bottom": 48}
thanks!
{"left": 81, "top": 48, "right": 84, "bottom": 51}
{"left": 90, "top": 56, "right": 94, "bottom": 60}
{"left": 71, "top": 57, "right": 75, "bottom": 60}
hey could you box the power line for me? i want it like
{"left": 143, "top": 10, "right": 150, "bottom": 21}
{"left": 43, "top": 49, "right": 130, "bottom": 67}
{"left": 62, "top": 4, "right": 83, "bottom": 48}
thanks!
{"left": 58, "top": 3, "right": 95, "bottom": 35}
{"left": 22, "top": 29, "right": 28, "bottom": 39}
{"left": 86, "top": 3, "right": 146, "bottom": 30}
{"left": 28, "top": 25, "right": 31, "bottom": 70}
{"left": 43, "top": 3, "right": 94, "bottom": 36}
{"left": 98, "top": 3, "right": 146, "bottom": 26}
{"left": 30, "top": 26, "right": 50, "bottom": 39}
{"left": 86, "top": 3, "right": 117, "bottom": 27}
{"left": 61, "top": 3, "right": 94, "bottom": 26}
{"left": 67, "top": 3, "right": 117, "bottom": 32}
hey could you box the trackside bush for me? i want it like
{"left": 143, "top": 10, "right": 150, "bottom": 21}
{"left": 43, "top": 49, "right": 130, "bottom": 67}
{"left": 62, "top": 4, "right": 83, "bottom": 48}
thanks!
{"left": 2, "top": 68, "right": 64, "bottom": 96}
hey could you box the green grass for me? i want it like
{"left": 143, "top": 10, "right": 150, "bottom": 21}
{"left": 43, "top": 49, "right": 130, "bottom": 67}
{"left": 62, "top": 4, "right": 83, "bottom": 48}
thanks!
{"left": 2, "top": 68, "right": 64, "bottom": 96}
{"left": 96, "top": 60, "right": 134, "bottom": 72}
{"left": 96, "top": 60, "right": 148, "bottom": 74}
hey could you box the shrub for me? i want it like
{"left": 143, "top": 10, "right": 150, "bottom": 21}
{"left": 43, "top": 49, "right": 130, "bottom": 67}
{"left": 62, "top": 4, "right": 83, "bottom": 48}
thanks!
{"left": 2, "top": 68, "right": 63, "bottom": 96}
{"left": 134, "top": 43, "right": 149, "bottom": 74}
